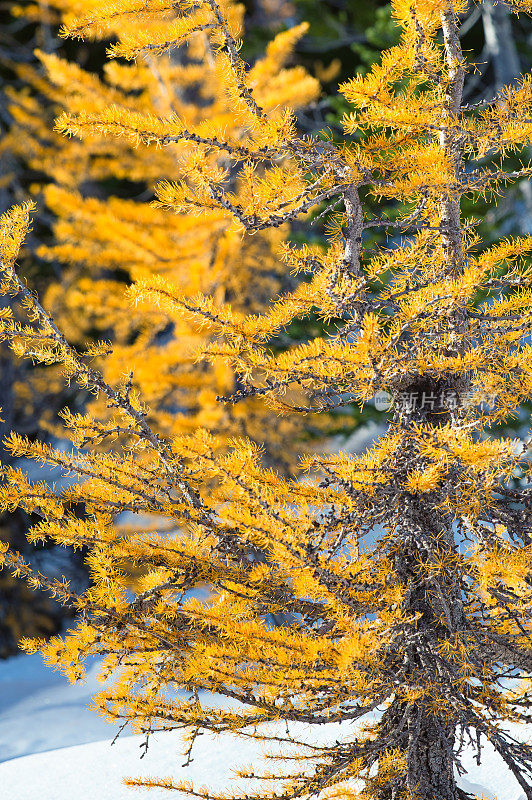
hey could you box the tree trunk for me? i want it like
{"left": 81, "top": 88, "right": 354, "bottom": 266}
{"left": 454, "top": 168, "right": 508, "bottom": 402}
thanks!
{"left": 376, "top": 409, "right": 465, "bottom": 799}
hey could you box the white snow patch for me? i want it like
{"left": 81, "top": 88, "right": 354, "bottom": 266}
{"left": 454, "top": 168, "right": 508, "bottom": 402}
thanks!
{"left": 0, "top": 651, "right": 114, "bottom": 761}
{"left": 328, "top": 420, "right": 387, "bottom": 456}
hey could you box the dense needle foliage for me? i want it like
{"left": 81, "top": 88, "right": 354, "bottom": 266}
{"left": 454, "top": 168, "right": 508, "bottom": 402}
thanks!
{"left": 3, "top": 0, "right": 532, "bottom": 798}
{"left": 0, "top": 0, "right": 322, "bottom": 653}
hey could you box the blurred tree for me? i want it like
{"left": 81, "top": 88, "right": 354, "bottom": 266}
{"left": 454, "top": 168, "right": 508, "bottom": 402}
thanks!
{"left": 0, "top": 0, "right": 325, "bottom": 644}
{"left": 0, "top": 4, "right": 90, "bottom": 657}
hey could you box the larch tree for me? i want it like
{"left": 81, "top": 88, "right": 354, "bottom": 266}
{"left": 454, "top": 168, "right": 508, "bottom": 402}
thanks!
{"left": 0, "top": 5, "right": 92, "bottom": 656}
{"left": 3, "top": 1, "right": 532, "bottom": 799}
{"left": 0, "top": 0, "right": 320, "bottom": 634}
{"left": 2, "top": 0, "right": 319, "bottom": 471}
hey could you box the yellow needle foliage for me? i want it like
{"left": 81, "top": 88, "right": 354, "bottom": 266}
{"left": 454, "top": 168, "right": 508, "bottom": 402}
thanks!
{"left": 3, "top": 0, "right": 320, "bottom": 472}
{"left": 4, "top": 1, "right": 532, "bottom": 799}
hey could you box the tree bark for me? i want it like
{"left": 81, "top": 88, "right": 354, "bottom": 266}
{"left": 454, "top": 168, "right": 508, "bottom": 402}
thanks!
{"left": 376, "top": 6, "right": 469, "bottom": 796}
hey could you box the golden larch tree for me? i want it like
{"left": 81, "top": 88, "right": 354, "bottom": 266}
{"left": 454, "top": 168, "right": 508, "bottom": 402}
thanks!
{"left": 2, "top": 0, "right": 319, "bottom": 471}
{"left": 0, "top": 0, "right": 320, "bottom": 647}
{"left": 3, "top": 1, "right": 532, "bottom": 799}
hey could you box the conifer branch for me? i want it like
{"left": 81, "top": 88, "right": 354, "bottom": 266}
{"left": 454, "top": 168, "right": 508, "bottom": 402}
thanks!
{"left": 0, "top": 260, "right": 204, "bottom": 511}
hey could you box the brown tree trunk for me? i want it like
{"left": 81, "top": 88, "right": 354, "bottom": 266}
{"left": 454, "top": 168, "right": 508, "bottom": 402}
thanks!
{"left": 377, "top": 418, "right": 465, "bottom": 799}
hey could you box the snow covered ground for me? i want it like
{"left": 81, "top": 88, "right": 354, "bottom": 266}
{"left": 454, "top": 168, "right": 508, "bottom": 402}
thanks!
{"left": 0, "top": 648, "right": 529, "bottom": 800}
{"left": 0, "top": 651, "right": 114, "bottom": 762}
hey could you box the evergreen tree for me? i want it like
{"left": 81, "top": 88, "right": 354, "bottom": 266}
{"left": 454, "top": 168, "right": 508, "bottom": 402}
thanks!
{"left": 3, "top": 1, "right": 532, "bottom": 798}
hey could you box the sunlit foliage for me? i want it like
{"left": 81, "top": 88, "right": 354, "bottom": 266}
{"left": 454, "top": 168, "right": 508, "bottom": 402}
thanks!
{"left": 3, "top": 1, "right": 532, "bottom": 798}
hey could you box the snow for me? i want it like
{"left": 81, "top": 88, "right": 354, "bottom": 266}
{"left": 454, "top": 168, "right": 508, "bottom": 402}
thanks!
{"left": 0, "top": 651, "right": 114, "bottom": 762}
{"left": 0, "top": 648, "right": 529, "bottom": 800}
{"left": 0, "top": 727, "right": 512, "bottom": 800}
{"left": 328, "top": 419, "right": 387, "bottom": 457}
{"left": 0, "top": 729, "right": 260, "bottom": 800}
